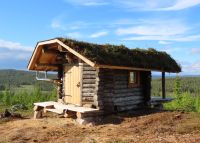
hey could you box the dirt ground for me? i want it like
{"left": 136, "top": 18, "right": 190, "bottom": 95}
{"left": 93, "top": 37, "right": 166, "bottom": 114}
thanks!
{"left": 0, "top": 109, "right": 200, "bottom": 143}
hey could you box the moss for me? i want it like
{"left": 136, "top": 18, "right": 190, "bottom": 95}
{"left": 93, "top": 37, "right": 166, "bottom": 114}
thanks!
{"left": 58, "top": 38, "right": 181, "bottom": 73}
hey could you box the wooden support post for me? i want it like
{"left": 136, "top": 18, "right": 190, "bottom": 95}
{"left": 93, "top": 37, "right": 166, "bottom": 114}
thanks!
{"left": 162, "top": 72, "right": 166, "bottom": 99}
{"left": 33, "top": 106, "right": 43, "bottom": 119}
{"left": 57, "top": 66, "right": 63, "bottom": 99}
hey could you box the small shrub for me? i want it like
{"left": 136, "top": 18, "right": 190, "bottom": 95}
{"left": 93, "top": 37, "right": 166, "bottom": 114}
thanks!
{"left": 164, "top": 76, "right": 200, "bottom": 112}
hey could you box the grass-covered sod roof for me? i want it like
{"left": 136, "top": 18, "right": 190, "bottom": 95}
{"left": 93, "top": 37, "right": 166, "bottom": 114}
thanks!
{"left": 58, "top": 38, "right": 181, "bottom": 73}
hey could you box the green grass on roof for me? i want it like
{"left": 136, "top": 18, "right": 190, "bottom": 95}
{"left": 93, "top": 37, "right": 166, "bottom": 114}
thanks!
{"left": 58, "top": 38, "right": 181, "bottom": 73}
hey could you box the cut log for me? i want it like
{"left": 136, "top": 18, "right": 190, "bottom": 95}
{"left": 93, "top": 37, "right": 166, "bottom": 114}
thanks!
{"left": 82, "top": 75, "right": 96, "bottom": 79}
{"left": 83, "top": 71, "right": 96, "bottom": 75}
{"left": 82, "top": 79, "right": 96, "bottom": 84}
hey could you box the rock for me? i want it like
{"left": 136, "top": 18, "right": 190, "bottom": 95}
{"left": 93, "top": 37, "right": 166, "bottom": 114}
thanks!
{"left": 4, "top": 109, "right": 11, "bottom": 117}
{"left": 11, "top": 104, "right": 28, "bottom": 112}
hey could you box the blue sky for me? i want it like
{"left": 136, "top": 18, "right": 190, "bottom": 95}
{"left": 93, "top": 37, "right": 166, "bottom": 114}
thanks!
{"left": 0, "top": 0, "right": 200, "bottom": 75}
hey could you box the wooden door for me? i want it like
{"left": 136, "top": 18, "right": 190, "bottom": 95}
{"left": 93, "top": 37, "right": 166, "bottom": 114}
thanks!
{"left": 64, "top": 65, "right": 81, "bottom": 106}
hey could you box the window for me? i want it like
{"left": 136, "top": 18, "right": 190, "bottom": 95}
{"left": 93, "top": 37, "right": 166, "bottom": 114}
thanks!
{"left": 128, "top": 71, "right": 140, "bottom": 87}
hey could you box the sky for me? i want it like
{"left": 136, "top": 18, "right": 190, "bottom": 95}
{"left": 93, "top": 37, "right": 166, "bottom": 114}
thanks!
{"left": 0, "top": 0, "right": 200, "bottom": 75}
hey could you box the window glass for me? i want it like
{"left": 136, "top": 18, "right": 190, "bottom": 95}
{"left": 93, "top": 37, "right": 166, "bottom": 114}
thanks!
{"left": 129, "top": 71, "right": 136, "bottom": 84}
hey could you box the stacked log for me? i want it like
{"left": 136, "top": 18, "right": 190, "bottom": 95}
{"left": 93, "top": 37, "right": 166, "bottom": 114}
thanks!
{"left": 82, "top": 63, "right": 96, "bottom": 106}
{"left": 81, "top": 63, "right": 150, "bottom": 112}
{"left": 96, "top": 69, "right": 144, "bottom": 112}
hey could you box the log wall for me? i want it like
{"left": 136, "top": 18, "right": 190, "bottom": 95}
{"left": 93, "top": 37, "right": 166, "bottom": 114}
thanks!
{"left": 81, "top": 63, "right": 151, "bottom": 112}
{"left": 96, "top": 69, "right": 148, "bottom": 112}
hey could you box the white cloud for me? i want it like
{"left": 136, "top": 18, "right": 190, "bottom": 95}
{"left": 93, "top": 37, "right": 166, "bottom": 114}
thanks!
{"left": 0, "top": 51, "right": 31, "bottom": 61}
{"left": 0, "top": 39, "right": 32, "bottom": 62}
{"left": 16, "top": 53, "right": 31, "bottom": 60}
{"left": 158, "top": 0, "right": 200, "bottom": 11}
{"left": 116, "top": 20, "right": 189, "bottom": 36}
{"left": 182, "top": 61, "right": 200, "bottom": 74}
{"left": 0, "top": 39, "right": 33, "bottom": 52}
{"left": 122, "top": 34, "right": 200, "bottom": 42}
{"left": 158, "top": 41, "right": 172, "bottom": 45}
{"left": 50, "top": 18, "right": 91, "bottom": 31}
{"left": 51, "top": 19, "right": 62, "bottom": 29}
{"left": 157, "top": 46, "right": 188, "bottom": 56}
{"left": 90, "top": 31, "right": 108, "bottom": 38}
{"left": 0, "top": 53, "right": 12, "bottom": 60}
{"left": 191, "top": 48, "right": 200, "bottom": 54}
{"left": 117, "top": 0, "right": 200, "bottom": 11}
{"left": 64, "top": 0, "right": 108, "bottom": 6}
{"left": 115, "top": 18, "right": 200, "bottom": 42}
{"left": 63, "top": 0, "right": 200, "bottom": 10}
{"left": 66, "top": 32, "right": 83, "bottom": 39}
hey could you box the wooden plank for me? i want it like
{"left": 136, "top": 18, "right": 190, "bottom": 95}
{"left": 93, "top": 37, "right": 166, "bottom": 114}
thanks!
{"left": 34, "top": 101, "right": 56, "bottom": 107}
{"left": 45, "top": 108, "right": 63, "bottom": 114}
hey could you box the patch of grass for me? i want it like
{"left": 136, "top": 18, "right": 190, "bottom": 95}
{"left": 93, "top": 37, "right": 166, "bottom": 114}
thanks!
{"left": 0, "top": 85, "right": 56, "bottom": 109}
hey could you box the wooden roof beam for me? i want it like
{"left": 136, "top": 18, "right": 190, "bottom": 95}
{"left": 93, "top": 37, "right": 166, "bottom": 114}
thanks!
{"left": 35, "top": 63, "right": 61, "bottom": 67}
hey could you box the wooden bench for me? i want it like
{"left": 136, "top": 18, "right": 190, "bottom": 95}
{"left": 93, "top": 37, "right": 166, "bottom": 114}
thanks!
{"left": 149, "top": 97, "right": 174, "bottom": 109}
{"left": 33, "top": 101, "right": 101, "bottom": 119}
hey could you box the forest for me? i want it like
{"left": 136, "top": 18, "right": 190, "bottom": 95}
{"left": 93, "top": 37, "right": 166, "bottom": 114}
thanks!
{"left": 151, "top": 76, "right": 200, "bottom": 97}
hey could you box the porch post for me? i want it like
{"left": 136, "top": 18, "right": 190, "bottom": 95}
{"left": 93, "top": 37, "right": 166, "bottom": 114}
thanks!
{"left": 162, "top": 72, "right": 166, "bottom": 99}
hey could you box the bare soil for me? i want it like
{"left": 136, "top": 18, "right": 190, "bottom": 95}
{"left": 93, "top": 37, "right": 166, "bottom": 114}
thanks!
{"left": 0, "top": 110, "right": 200, "bottom": 143}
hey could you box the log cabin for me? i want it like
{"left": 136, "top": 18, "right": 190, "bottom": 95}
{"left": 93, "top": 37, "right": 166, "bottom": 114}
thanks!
{"left": 28, "top": 38, "right": 181, "bottom": 119}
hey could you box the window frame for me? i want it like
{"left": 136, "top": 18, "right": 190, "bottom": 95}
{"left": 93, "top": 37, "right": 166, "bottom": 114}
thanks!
{"left": 128, "top": 71, "right": 140, "bottom": 88}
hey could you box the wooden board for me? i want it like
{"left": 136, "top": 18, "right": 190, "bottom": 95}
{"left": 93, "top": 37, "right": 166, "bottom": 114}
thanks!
{"left": 64, "top": 65, "right": 81, "bottom": 106}
{"left": 34, "top": 101, "right": 56, "bottom": 107}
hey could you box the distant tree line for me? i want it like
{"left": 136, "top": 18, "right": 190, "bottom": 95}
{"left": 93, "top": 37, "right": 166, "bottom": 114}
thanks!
{"left": 0, "top": 69, "right": 56, "bottom": 91}
{"left": 151, "top": 76, "right": 200, "bottom": 97}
